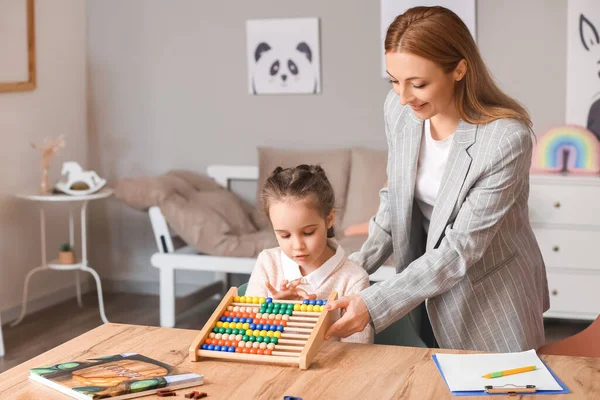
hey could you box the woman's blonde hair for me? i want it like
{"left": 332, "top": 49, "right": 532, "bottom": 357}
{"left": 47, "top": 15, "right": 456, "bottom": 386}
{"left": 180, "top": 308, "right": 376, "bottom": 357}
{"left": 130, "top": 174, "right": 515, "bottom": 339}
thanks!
{"left": 385, "top": 6, "right": 532, "bottom": 129}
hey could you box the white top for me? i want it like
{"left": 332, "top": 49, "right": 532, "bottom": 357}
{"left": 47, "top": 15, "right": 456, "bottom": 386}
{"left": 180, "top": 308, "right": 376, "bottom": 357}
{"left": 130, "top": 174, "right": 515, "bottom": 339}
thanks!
{"left": 280, "top": 239, "right": 345, "bottom": 292}
{"left": 16, "top": 188, "right": 113, "bottom": 202}
{"left": 414, "top": 119, "right": 453, "bottom": 232}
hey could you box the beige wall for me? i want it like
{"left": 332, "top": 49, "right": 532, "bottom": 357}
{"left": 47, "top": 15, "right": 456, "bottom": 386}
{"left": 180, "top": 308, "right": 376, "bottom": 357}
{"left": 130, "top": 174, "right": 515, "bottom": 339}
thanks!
{"left": 84, "top": 1, "right": 567, "bottom": 293}
{"left": 0, "top": 0, "right": 88, "bottom": 319}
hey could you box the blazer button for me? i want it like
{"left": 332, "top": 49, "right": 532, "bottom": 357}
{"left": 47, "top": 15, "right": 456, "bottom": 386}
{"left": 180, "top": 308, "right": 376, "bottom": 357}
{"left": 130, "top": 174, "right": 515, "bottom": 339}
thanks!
{"left": 552, "top": 246, "right": 559, "bottom": 252}
{"left": 553, "top": 201, "right": 561, "bottom": 209}
{"left": 551, "top": 289, "right": 558, "bottom": 296}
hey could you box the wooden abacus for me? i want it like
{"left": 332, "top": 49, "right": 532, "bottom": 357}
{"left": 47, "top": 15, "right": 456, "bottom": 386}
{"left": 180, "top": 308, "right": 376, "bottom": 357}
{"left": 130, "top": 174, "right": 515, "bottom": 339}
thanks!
{"left": 189, "top": 287, "right": 337, "bottom": 370}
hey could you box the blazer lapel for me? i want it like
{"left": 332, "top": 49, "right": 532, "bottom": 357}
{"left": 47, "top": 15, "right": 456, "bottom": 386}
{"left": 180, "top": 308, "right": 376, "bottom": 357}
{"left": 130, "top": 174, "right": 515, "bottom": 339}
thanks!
{"left": 403, "top": 112, "right": 423, "bottom": 219}
{"left": 390, "top": 110, "right": 423, "bottom": 266}
{"left": 426, "top": 120, "right": 477, "bottom": 250}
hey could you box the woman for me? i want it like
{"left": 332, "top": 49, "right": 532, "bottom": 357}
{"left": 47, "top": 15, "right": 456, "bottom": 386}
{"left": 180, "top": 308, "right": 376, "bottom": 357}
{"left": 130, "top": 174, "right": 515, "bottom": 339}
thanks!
{"left": 325, "top": 6, "right": 549, "bottom": 352}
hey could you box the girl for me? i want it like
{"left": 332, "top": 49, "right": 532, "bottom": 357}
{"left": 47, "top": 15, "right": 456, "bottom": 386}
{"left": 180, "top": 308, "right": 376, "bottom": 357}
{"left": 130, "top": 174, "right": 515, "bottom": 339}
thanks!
{"left": 246, "top": 164, "right": 374, "bottom": 344}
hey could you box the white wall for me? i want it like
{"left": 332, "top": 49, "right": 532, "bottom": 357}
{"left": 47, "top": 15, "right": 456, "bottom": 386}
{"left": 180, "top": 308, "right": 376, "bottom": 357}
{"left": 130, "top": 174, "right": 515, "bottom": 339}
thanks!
{"left": 0, "top": 0, "right": 88, "bottom": 320}
{"left": 85, "top": 1, "right": 568, "bottom": 292}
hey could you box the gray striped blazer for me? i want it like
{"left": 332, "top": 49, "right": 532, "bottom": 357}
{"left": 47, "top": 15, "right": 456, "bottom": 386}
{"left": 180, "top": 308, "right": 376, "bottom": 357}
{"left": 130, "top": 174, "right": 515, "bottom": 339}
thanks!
{"left": 350, "top": 90, "right": 550, "bottom": 352}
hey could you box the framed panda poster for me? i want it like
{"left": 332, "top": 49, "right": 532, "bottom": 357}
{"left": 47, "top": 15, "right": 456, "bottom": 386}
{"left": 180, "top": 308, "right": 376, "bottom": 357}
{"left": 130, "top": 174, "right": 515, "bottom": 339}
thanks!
{"left": 246, "top": 17, "right": 321, "bottom": 95}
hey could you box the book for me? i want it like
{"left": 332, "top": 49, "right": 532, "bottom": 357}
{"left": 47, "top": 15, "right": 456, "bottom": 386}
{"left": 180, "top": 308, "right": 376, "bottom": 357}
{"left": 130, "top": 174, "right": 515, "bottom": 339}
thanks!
{"left": 432, "top": 349, "right": 569, "bottom": 396}
{"left": 28, "top": 353, "right": 203, "bottom": 399}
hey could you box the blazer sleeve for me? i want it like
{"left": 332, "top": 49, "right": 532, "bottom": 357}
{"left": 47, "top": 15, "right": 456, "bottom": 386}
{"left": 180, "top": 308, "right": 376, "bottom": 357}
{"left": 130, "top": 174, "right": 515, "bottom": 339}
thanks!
{"left": 348, "top": 94, "right": 395, "bottom": 274}
{"left": 360, "top": 127, "right": 533, "bottom": 333}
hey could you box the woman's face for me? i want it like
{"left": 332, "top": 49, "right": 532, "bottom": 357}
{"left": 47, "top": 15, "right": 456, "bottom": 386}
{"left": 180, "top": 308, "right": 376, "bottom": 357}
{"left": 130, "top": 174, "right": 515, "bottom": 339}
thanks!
{"left": 385, "top": 51, "right": 464, "bottom": 120}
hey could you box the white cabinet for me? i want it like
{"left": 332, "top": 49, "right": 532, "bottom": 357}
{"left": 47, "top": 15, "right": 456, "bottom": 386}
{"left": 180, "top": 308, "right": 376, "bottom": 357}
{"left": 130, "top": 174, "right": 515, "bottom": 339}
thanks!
{"left": 530, "top": 175, "right": 600, "bottom": 321}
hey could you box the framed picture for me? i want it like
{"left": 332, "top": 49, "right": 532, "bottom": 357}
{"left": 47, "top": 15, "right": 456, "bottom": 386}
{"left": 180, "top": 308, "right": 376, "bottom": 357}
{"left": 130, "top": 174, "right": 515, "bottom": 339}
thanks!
{"left": 0, "top": 0, "right": 36, "bottom": 93}
{"left": 380, "top": 0, "right": 476, "bottom": 78}
{"left": 246, "top": 17, "right": 321, "bottom": 95}
{"left": 566, "top": 0, "right": 600, "bottom": 141}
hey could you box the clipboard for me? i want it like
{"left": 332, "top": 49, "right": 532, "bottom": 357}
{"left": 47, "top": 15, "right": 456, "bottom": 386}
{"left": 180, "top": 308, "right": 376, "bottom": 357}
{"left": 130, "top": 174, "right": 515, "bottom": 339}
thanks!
{"left": 432, "top": 355, "right": 570, "bottom": 396}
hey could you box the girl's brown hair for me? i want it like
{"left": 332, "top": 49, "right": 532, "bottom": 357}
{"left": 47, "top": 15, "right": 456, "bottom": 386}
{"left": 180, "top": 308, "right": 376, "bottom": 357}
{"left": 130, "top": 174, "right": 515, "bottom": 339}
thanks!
{"left": 385, "top": 6, "right": 532, "bottom": 129}
{"left": 261, "top": 164, "right": 335, "bottom": 238}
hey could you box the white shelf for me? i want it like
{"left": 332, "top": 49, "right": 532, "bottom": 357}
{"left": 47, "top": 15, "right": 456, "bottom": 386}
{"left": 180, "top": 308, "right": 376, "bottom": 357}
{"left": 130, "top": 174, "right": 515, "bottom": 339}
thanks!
{"left": 46, "top": 260, "right": 85, "bottom": 271}
{"left": 15, "top": 188, "right": 113, "bottom": 202}
{"left": 530, "top": 174, "right": 600, "bottom": 186}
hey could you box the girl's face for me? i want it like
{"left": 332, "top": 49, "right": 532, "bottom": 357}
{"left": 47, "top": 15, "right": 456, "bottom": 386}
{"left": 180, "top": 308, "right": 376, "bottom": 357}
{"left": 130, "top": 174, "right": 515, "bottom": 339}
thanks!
{"left": 385, "top": 51, "right": 465, "bottom": 120}
{"left": 268, "top": 197, "right": 334, "bottom": 271}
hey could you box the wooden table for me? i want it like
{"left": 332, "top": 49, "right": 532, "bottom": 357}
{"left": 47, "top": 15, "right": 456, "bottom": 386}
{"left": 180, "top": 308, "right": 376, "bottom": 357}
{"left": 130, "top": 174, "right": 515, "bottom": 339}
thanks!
{"left": 0, "top": 323, "right": 598, "bottom": 399}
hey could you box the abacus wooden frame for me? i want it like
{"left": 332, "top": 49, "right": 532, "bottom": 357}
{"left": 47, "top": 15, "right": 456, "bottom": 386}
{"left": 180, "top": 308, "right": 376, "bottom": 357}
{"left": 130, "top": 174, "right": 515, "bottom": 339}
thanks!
{"left": 189, "top": 287, "right": 337, "bottom": 370}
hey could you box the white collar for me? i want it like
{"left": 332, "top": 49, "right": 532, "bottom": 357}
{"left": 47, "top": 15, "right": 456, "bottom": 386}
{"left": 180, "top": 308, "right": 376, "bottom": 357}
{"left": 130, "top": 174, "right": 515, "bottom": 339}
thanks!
{"left": 280, "top": 239, "right": 345, "bottom": 291}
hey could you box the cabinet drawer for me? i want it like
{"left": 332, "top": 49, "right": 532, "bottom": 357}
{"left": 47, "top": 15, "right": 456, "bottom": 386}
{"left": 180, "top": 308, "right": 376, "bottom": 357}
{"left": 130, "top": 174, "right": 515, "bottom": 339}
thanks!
{"left": 529, "top": 184, "right": 600, "bottom": 226}
{"left": 534, "top": 228, "right": 600, "bottom": 270}
{"left": 545, "top": 270, "right": 600, "bottom": 319}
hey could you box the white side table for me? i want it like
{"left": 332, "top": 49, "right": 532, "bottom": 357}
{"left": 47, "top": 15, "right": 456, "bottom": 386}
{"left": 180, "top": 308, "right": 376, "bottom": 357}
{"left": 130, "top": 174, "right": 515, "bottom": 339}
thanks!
{"left": 10, "top": 188, "right": 113, "bottom": 327}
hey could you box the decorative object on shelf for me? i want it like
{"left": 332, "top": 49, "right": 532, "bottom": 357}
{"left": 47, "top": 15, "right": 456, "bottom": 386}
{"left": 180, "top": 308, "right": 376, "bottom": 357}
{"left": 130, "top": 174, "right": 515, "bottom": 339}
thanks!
{"left": 54, "top": 161, "right": 107, "bottom": 196}
{"left": 566, "top": 1, "right": 600, "bottom": 140}
{"left": 531, "top": 125, "right": 600, "bottom": 174}
{"left": 246, "top": 18, "right": 321, "bottom": 95}
{"left": 30, "top": 135, "right": 65, "bottom": 195}
{"left": 58, "top": 243, "right": 75, "bottom": 265}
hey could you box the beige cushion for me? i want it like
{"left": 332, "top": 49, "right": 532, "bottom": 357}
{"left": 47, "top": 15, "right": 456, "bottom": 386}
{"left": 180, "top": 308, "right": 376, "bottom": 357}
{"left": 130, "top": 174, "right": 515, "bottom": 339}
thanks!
{"left": 115, "top": 170, "right": 276, "bottom": 257}
{"left": 166, "top": 170, "right": 221, "bottom": 192}
{"left": 256, "top": 147, "right": 352, "bottom": 237}
{"left": 161, "top": 190, "right": 277, "bottom": 257}
{"left": 114, "top": 171, "right": 219, "bottom": 211}
{"left": 342, "top": 147, "right": 387, "bottom": 232}
{"left": 338, "top": 234, "right": 369, "bottom": 255}
{"left": 344, "top": 222, "right": 370, "bottom": 237}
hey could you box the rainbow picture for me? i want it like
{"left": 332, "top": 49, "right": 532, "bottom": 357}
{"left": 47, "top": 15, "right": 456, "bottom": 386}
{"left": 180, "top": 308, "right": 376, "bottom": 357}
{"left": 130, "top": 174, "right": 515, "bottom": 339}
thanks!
{"left": 531, "top": 125, "right": 600, "bottom": 174}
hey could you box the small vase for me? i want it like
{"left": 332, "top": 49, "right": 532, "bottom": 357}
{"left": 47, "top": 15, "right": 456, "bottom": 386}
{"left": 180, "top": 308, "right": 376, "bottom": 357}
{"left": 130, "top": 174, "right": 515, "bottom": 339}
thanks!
{"left": 58, "top": 251, "right": 75, "bottom": 264}
{"left": 40, "top": 167, "right": 50, "bottom": 195}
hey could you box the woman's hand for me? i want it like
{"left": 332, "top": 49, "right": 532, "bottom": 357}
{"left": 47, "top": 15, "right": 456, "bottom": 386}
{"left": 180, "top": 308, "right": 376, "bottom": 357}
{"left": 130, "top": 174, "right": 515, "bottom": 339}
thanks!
{"left": 324, "top": 294, "right": 371, "bottom": 340}
{"left": 266, "top": 279, "right": 317, "bottom": 301}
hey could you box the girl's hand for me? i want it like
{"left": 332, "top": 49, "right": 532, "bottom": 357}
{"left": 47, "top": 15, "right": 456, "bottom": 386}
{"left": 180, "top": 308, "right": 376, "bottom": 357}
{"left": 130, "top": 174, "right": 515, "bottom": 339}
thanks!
{"left": 324, "top": 294, "right": 371, "bottom": 340}
{"left": 265, "top": 279, "right": 317, "bottom": 300}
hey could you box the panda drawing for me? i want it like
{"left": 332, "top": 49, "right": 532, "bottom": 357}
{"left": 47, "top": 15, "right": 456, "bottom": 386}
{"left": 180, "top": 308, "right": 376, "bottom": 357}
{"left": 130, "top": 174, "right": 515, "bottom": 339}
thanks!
{"left": 251, "top": 41, "right": 318, "bottom": 94}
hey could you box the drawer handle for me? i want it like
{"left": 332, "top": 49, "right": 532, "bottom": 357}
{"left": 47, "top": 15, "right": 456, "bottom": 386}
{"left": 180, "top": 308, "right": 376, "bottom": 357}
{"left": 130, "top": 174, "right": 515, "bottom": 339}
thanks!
{"left": 551, "top": 289, "right": 558, "bottom": 296}
{"left": 553, "top": 201, "right": 561, "bottom": 209}
{"left": 552, "top": 246, "right": 559, "bottom": 252}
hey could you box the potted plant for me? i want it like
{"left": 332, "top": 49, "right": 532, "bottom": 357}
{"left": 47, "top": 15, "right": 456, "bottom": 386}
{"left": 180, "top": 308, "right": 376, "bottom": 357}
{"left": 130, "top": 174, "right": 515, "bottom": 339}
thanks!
{"left": 58, "top": 243, "right": 75, "bottom": 264}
